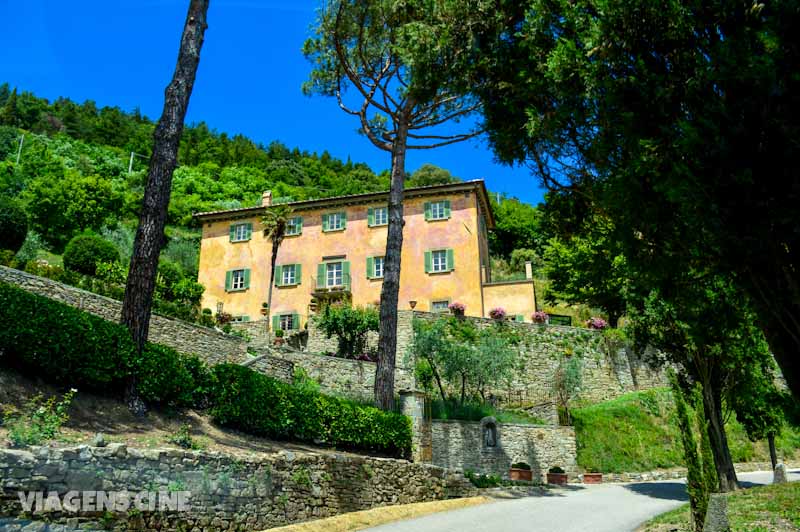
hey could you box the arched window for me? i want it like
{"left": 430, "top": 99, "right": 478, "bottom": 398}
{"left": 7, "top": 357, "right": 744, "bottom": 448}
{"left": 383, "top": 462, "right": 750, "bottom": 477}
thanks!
{"left": 480, "top": 416, "right": 498, "bottom": 448}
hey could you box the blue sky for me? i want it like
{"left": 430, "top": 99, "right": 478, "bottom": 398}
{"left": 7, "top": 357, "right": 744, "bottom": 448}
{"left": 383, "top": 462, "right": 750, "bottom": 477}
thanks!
{"left": 0, "top": 0, "right": 545, "bottom": 205}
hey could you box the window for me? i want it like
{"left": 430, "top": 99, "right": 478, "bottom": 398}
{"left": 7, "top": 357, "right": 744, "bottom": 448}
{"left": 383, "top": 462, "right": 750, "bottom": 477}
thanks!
{"left": 432, "top": 250, "right": 448, "bottom": 272}
{"left": 285, "top": 216, "right": 303, "bottom": 236}
{"left": 425, "top": 249, "right": 454, "bottom": 274}
{"left": 369, "top": 206, "right": 388, "bottom": 226}
{"left": 226, "top": 268, "right": 249, "bottom": 291}
{"left": 323, "top": 212, "right": 346, "bottom": 232}
{"left": 483, "top": 422, "right": 497, "bottom": 448}
{"left": 231, "top": 315, "right": 250, "bottom": 323}
{"left": 373, "top": 256, "right": 384, "bottom": 278}
{"left": 282, "top": 265, "right": 296, "bottom": 285}
{"left": 327, "top": 261, "right": 343, "bottom": 287}
{"left": 279, "top": 314, "right": 295, "bottom": 331}
{"left": 431, "top": 300, "right": 450, "bottom": 313}
{"left": 425, "top": 200, "right": 450, "bottom": 221}
{"left": 230, "top": 223, "right": 252, "bottom": 242}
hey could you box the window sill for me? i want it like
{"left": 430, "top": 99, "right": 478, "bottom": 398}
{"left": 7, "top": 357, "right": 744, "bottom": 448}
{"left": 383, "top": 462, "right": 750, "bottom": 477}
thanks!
{"left": 322, "top": 228, "right": 346, "bottom": 233}
{"left": 230, "top": 239, "right": 251, "bottom": 243}
{"left": 368, "top": 223, "right": 388, "bottom": 228}
{"left": 277, "top": 283, "right": 300, "bottom": 289}
{"left": 367, "top": 276, "right": 384, "bottom": 281}
{"left": 425, "top": 217, "right": 450, "bottom": 222}
{"left": 427, "top": 270, "right": 454, "bottom": 275}
{"left": 284, "top": 232, "right": 302, "bottom": 238}
{"left": 226, "top": 288, "right": 248, "bottom": 293}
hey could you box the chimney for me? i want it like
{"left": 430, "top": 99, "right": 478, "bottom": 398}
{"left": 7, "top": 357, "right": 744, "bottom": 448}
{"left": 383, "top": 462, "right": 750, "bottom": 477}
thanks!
{"left": 261, "top": 190, "right": 273, "bottom": 207}
{"left": 525, "top": 261, "right": 533, "bottom": 280}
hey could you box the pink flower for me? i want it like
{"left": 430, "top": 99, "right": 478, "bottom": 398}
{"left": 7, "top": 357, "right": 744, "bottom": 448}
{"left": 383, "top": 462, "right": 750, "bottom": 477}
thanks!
{"left": 532, "top": 311, "right": 549, "bottom": 323}
{"left": 489, "top": 307, "right": 507, "bottom": 320}
{"left": 586, "top": 317, "right": 608, "bottom": 330}
{"left": 449, "top": 302, "right": 466, "bottom": 313}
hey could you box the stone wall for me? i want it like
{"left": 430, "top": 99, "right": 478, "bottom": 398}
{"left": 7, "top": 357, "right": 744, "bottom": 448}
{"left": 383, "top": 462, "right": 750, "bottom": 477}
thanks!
{"left": 410, "top": 312, "right": 667, "bottom": 408}
{"left": 430, "top": 419, "right": 577, "bottom": 482}
{"left": 241, "top": 350, "right": 295, "bottom": 383}
{"left": 0, "top": 266, "right": 248, "bottom": 367}
{"left": 0, "top": 444, "right": 468, "bottom": 532}
{"left": 251, "top": 347, "right": 415, "bottom": 399}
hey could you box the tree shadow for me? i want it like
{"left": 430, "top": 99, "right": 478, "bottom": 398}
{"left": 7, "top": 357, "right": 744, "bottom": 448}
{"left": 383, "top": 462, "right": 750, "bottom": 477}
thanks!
{"left": 623, "top": 481, "right": 689, "bottom": 501}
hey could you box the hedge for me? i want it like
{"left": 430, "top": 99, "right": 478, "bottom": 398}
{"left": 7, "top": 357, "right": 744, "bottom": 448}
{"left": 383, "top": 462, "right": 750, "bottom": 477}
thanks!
{"left": 0, "top": 281, "right": 206, "bottom": 406}
{"left": 211, "top": 364, "right": 412, "bottom": 458}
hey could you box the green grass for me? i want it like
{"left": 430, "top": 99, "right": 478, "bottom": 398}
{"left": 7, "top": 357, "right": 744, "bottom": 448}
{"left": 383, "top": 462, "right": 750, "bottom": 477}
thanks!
{"left": 430, "top": 399, "right": 547, "bottom": 425}
{"left": 642, "top": 482, "right": 800, "bottom": 531}
{"left": 572, "top": 388, "right": 800, "bottom": 474}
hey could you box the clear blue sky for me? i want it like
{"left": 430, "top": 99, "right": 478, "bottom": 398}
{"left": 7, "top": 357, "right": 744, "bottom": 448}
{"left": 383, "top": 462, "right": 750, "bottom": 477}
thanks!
{"left": 0, "top": 0, "right": 545, "bottom": 205}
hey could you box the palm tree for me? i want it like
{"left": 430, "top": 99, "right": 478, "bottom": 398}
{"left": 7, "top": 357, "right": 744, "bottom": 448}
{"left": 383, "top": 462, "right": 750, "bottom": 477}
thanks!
{"left": 261, "top": 204, "right": 293, "bottom": 329}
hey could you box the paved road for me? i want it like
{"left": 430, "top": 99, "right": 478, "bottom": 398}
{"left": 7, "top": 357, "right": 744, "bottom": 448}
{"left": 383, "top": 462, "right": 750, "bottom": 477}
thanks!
{"left": 366, "top": 470, "right": 799, "bottom": 532}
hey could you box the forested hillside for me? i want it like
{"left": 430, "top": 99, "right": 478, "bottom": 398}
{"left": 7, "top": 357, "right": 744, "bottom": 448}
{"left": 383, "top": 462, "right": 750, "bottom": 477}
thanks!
{"left": 0, "top": 83, "right": 541, "bottom": 271}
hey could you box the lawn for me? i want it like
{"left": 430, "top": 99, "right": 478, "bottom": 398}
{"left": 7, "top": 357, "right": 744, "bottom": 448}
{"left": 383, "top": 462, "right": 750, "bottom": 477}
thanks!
{"left": 641, "top": 482, "right": 800, "bottom": 531}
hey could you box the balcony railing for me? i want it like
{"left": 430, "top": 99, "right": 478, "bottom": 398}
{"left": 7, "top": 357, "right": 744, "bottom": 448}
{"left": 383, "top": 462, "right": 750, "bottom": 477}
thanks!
{"left": 311, "top": 273, "right": 352, "bottom": 294}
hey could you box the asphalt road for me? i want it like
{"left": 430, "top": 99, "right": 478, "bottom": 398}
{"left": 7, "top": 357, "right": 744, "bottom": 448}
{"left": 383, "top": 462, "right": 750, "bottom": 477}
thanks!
{"left": 365, "top": 469, "right": 799, "bottom": 532}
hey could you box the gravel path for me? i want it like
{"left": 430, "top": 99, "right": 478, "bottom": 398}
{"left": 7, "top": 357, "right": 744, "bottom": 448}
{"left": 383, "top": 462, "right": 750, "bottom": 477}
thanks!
{"left": 365, "top": 469, "right": 799, "bottom": 532}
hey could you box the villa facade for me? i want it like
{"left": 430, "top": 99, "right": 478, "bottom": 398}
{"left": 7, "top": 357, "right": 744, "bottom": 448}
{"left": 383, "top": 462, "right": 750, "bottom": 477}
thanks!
{"left": 194, "top": 180, "right": 537, "bottom": 330}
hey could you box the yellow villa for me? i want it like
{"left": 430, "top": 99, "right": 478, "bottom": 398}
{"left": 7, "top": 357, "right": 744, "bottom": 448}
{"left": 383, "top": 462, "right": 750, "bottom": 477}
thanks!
{"left": 194, "top": 180, "right": 537, "bottom": 330}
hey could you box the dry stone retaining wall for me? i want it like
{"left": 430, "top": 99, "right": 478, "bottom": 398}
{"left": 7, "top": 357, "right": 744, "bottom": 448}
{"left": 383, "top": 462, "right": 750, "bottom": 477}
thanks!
{"left": 430, "top": 419, "right": 577, "bottom": 482}
{"left": 0, "top": 266, "right": 248, "bottom": 367}
{"left": 0, "top": 444, "right": 466, "bottom": 532}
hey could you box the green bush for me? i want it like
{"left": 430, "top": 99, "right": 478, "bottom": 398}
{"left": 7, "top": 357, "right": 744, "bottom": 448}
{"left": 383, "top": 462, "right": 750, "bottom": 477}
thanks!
{"left": 4, "top": 390, "right": 76, "bottom": 447}
{"left": 0, "top": 282, "right": 207, "bottom": 407}
{"left": 0, "top": 195, "right": 28, "bottom": 253}
{"left": 0, "top": 281, "right": 134, "bottom": 391}
{"left": 63, "top": 233, "right": 119, "bottom": 276}
{"left": 429, "top": 398, "right": 547, "bottom": 425}
{"left": 314, "top": 303, "right": 379, "bottom": 358}
{"left": 210, "top": 364, "right": 411, "bottom": 457}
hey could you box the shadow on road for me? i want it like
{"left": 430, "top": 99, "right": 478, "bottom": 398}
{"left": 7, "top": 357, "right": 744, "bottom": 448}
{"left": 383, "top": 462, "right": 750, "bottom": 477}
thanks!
{"left": 623, "top": 481, "right": 688, "bottom": 501}
{"left": 487, "top": 484, "right": 587, "bottom": 500}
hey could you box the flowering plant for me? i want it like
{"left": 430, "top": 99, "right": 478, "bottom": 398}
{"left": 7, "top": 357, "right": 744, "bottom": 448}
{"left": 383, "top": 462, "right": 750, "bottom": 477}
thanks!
{"left": 532, "top": 311, "right": 549, "bottom": 324}
{"left": 489, "top": 307, "right": 507, "bottom": 320}
{"left": 586, "top": 317, "right": 608, "bottom": 330}
{"left": 449, "top": 302, "right": 466, "bottom": 315}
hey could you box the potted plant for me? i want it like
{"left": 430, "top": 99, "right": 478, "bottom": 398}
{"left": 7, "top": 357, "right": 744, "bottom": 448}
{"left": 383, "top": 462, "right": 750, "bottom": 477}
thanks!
{"left": 585, "top": 317, "right": 608, "bottom": 330}
{"left": 583, "top": 468, "right": 602, "bottom": 484}
{"left": 532, "top": 311, "right": 549, "bottom": 324}
{"left": 509, "top": 462, "right": 533, "bottom": 482}
{"left": 488, "top": 307, "right": 507, "bottom": 321}
{"left": 273, "top": 328, "right": 285, "bottom": 346}
{"left": 449, "top": 301, "right": 466, "bottom": 317}
{"left": 260, "top": 302, "right": 269, "bottom": 316}
{"left": 546, "top": 466, "right": 568, "bottom": 485}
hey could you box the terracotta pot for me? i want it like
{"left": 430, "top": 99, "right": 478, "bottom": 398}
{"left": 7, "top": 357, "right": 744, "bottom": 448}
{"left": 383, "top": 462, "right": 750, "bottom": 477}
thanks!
{"left": 260, "top": 308, "right": 268, "bottom": 316}
{"left": 583, "top": 473, "right": 602, "bottom": 484}
{"left": 509, "top": 468, "right": 533, "bottom": 482}
{"left": 546, "top": 472, "right": 568, "bottom": 485}
{"left": 273, "top": 337, "right": 285, "bottom": 346}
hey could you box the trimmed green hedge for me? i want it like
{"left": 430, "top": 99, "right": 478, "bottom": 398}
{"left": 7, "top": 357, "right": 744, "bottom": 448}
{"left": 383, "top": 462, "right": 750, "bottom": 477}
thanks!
{"left": 211, "top": 364, "right": 412, "bottom": 458}
{"left": 0, "top": 281, "right": 207, "bottom": 406}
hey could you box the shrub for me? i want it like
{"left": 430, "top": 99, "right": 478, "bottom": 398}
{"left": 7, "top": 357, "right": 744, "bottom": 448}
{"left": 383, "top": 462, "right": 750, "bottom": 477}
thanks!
{"left": 134, "top": 344, "right": 196, "bottom": 406}
{"left": 63, "top": 233, "right": 119, "bottom": 276}
{"left": 210, "top": 364, "right": 412, "bottom": 457}
{"left": 0, "top": 195, "right": 28, "bottom": 253}
{"left": 314, "top": 303, "right": 379, "bottom": 358}
{"left": 532, "top": 311, "right": 549, "bottom": 323}
{"left": 548, "top": 466, "right": 565, "bottom": 474}
{"left": 166, "top": 423, "right": 204, "bottom": 450}
{"left": 464, "top": 470, "right": 502, "bottom": 488}
{"left": 4, "top": 389, "right": 76, "bottom": 447}
{"left": 0, "top": 281, "right": 134, "bottom": 392}
{"left": 511, "top": 462, "right": 531, "bottom": 470}
{"left": 173, "top": 278, "right": 204, "bottom": 305}
{"left": 448, "top": 302, "right": 466, "bottom": 315}
{"left": 156, "top": 260, "right": 183, "bottom": 300}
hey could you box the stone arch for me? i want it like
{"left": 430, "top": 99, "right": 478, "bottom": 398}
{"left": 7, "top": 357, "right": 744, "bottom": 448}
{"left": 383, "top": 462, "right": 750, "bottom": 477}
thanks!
{"left": 480, "top": 416, "right": 498, "bottom": 448}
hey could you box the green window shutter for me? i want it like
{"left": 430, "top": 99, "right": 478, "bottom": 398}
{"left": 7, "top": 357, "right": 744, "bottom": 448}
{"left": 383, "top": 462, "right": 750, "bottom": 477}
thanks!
{"left": 366, "top": 257, "right": 374, "bottom": 279}
{"left": 343, "top": 260, "right": 350, "bottom": 279}
{"left": 242, "top": 316, "right": 251, "bottom": 323}
{"left": 225, "top": 270, "right": 232, "bottom": 291}
{"left": 444, "top": 200, "right": 451, "bottom": 218}
{"left": 424, "top": 251, "right": 432, "bottom": 273}
{"left": 229, "top": 225, "right": 236, "bottom": 242}
{"left": 295, "top": 264, "right": 302, "bottom": 284}
{"left": 341, "top": 211, "right": 347, "bottom": 229}
{"left": 322, "top": 214, "right": 329, "bottom": 232}
{"left": 424, "top": 202, "right": 432, "bottom": 221}
{"left": 447, "top": 249, "right": 455, "bottom": 271}
{"left": 296, "top": 217, "right": 304, "bottom": 234}
{"left": 244, "top": 268, "right": 251, "bottom": 289}
{"left": 292, "top": 313, "right": 300, "bottom": 330}
{"left": 272, "top": 315, "right": 280, "bottom": 331}
{"left": 274, "top": 265, "right": 282, "bottom": 286}
{"left": 246, "top": 223, "right": 253, "bottom": 240}
{"left": 368, "top": 207, "right": 375, "bottom": 227}
{"left": 317, "top": 263, "right": 326, "bottom": 288}
{"left": 514, "top": 315, "right": 524, "bottom": 322}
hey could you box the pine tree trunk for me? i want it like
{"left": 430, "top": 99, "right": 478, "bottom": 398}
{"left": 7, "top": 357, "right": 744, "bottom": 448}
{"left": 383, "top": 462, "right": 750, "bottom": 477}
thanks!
{"left": 374, "top": 115, "right": 409, "bottom": 411}
{"left": 701, "top": 383, "right": 739, "bottom": 492}
{"left": 120, "top": 0, "right": 209, "bottom": 414}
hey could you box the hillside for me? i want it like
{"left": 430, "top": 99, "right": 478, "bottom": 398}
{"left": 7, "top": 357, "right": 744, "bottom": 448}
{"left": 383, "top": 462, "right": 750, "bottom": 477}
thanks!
{"left": 572, "top": 389, "right": 800, "bottom": 473}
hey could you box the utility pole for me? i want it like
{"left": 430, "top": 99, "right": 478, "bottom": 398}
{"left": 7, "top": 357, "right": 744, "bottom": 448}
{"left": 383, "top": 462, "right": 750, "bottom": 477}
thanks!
{"left": 128, "top": 152, "right": 148, "bottom": 174}
{"left": 15, "top": 134, "right": 23, "bottom": 165}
